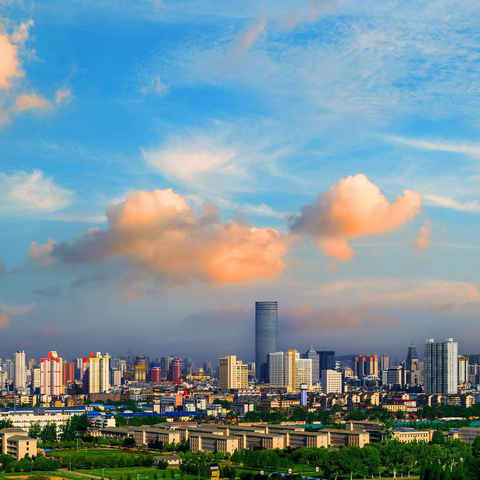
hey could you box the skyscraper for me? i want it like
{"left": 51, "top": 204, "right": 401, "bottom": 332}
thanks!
{"left": 303, "top": 346, "right": 320, "bottom": 384}
{"left": 317, "top": 351, "right": 335, "bottom": 379}
{"left": 458, "top": 355, "right": 469, "bottom": 385}
{"left": 170, "top": 358, "right": 183, "bottom": 384}
{"left": 268, "top": 350, "right": 312, "bottom": 392}
{"left": 425, "top": 338, "right": 458, "bottom": 394}
{"left": 255, "top": 301, "right": 278, "bottom": 382}
{"left": 13, "top": 350, "right": 26, "bottom": 391}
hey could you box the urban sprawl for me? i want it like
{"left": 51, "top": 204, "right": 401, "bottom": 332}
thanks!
{"left": 1, "top": 302, "right": 480, "bottom": 479}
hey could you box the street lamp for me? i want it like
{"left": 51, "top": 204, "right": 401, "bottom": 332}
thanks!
{"left": 69, "top": 462, "right": 72, "bottom": 473}
{"left": 102, "top": 468, "right": 105, "bottom": 478}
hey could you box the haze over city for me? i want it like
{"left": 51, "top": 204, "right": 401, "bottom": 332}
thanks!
{"left": 1, "top": 0, "right": 480, "bottom": 362}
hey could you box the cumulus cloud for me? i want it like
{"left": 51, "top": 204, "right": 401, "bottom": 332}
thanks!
{"left": 0, "top": 169, "right": 73, "bottom": 215}
{"left": 289, "top": 174, "right": 421, "bottom": 261}
{"left": 0, "top": 30, "right": 22, "bottom": 89}
{"left": 413, "top": 220, "right": 433, "bottom": 250}
{"left": 29, "top": 188, "right": 290, "bottom": 284}
{"left": 28, "top": 238, "right": 57, "bottom": 265}
{"left": 14, "top": 93, "right": 52, "bottom": 112}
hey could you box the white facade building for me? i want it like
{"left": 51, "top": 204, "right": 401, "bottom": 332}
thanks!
{"left": 13, "top": 351, "right": 26, "bottom": 391}
{"left": 425, "top": 339, "right": 458, "bottom": 395}
{"left": 40, "top": 352, "right": 63, "bottom": 396}
{"left": 321, "top": 369, "right": 343, "bottom": 394}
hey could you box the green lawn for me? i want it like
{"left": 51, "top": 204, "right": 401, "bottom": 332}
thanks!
{"left": 0, "top": 471, "right": 98, "bottom": 480}
{"left": 75, "top": 467, "right": 194, "bottom": 480}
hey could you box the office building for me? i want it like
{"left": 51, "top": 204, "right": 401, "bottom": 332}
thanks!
{"left": 425, "top": 338, "right": 458, "bottom": 395}
{"left": 268, "top": 350, "right": 312, "bottom": 392}
{"left": 218, "top": 355, "right": 248, "bottom": 390}
{"left": 458, "top": 355, "right": 469, "bottom": 385}
{"left": 303, "top": 346, "right": 320, "bottom": 384}
{"left": 13, "top": 351, "right": 26, "bottom": 391}
{"left": 161, "top": 357, "right": 174, "bottom": 379}
{"left": 317, "top": 351, "right": 335, "bottom": 379}
{"left": 353, "top": 355, "right": 378, "bottom": 379}
{"left": 321, "top": 369, "right": 342, "bottom": 394}
{"left": 40, "top": 351, "right": 63, "bottom": 396}
{"left": 384, "top": 366, "right": 405, "bottom": 387}
{"left": 380, "top": 354, "right": 389, "bottom": 372}
{"left": 255, "top": 301, "right": 278, "bottom": 382}
{"left": 170, "top": 358, "right": 183, "bottom": 384}
{"left": 87, "top": 352, "right": 110, "bottom": 393}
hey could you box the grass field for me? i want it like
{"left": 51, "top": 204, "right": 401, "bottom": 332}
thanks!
{"left": 0, "top": 471, "right": 99, "bottom": 480}
{"left": 75, "top": 467, "right": 194, "bottom": 480}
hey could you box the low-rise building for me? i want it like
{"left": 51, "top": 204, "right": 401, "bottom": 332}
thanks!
{"left": 189, "top": 433, "right": 238, "bottom": 455}
{"left": 388, "top": 428, "right": 434, "bottom": 443}
{"left": 0, "top": 428, "right": 37, "bottom": 460}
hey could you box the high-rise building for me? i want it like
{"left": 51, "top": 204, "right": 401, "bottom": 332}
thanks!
{"left": 87, "top": 352, "right": 110, "bottom": 393}
{"left": 151, "top": 365, "right": 162, "bottom": 383}
{"left": 321, "top": 370, "right": 342, "bottom": 394}
{"left": 134, "top": 356, "right": 148, "bottom": 383}
{"left": 161, "top": 357, "right": 174, "bottom": 379}
{"left": 255, "top": 301, "right": 278, "bottom": 382}
{"left": 203, "top": 361, "right": 213, "bottom": 377}
{"left": 31, "top": 367, "right": 40, "bottom": 393}
{"left": 27, "top": 358, "right": 36, "bottom": 371}
{"left": 317, "top": 351, "right": 335, "bottom": 379}
{"left": 353, "top": 355, "right": 379, "bottom": 379}
{"left": 405, "top": 344, "right": 423, "bottom": 385}
{"left": 268, "top": 350, "right": 312, "bottom": 392}
{"left": 3, "top": 359, "right": 13, "bottom": 380}
{"left": 458, "top": 355, "right": 469, "bottom": 385}
{"left": 425, "top": 338, "right": 458, "bottom": 395}
{"left": 170, "top": 358, "right": 183, "bottom": 384}
{"left": 62, "top": 362, "right": 75, "bottom": 387}
{"left": 40, "top": 351, "right": 63, "bottom": 396}
{"left": 380, "top": 354, "right": 389, "bottom": 372}
{"left": 303, "top": 346, "right": 320, "bottom": 384}
{"left": 295, "top": 357, "right": 313, "bottom": 388}
{"left": 13, "top": 351, "right": 26, "bottom": 391}
{"left": 218, "top": 355, "right": 248, "bottom": 390}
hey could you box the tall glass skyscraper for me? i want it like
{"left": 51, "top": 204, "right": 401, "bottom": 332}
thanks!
{"left": 255, "top": 301, "right": 278, "bottom": 382}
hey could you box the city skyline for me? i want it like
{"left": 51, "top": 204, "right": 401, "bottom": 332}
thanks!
{"left": 2, "top": 1, "right": 480, "bottom": 358}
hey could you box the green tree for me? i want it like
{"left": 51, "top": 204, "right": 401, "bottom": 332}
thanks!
{"left": 29, "top": 422, "right": 41, "bottom": 439}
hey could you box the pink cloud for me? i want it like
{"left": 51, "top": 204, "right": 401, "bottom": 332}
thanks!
{"left": 0, "top": 33, "right": 22, "bottom": 89}
{"left": 413, "top": 220, "right": 433, "bottom": 250}
{"left": 28, "top": 238, "right": 57, "bottom": 265}
{"left": 29, "top": 189, "right": 290, "bottom": 284}
{"left": 289, "top": 174, "right": 421, "bottom": 261}
{"left": 0, "top": 313, "right": 10, "bottom": 329}
{"left": 14, "top": 93, "right": 52, "bottom": 112}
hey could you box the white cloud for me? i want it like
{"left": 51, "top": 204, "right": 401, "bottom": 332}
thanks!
{"left": 139, "top": 75, "right": 168, "bottom": 96}
{"left": 424, "top": 195, "right": 480, "bottom": 213}
{"left": 390, "top": 136, "right": 480, "bottom": 158}
{"left": 0, "top": 169, "right": 73, "bottom": 215}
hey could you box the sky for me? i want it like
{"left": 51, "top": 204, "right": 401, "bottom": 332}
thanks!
{"left": 1, "top": 0, "right": 480, "bottom": 364}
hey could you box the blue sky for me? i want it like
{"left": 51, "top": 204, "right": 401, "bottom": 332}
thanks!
{"left": 1, "top": 0, "right": 480, "bottom": 363}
